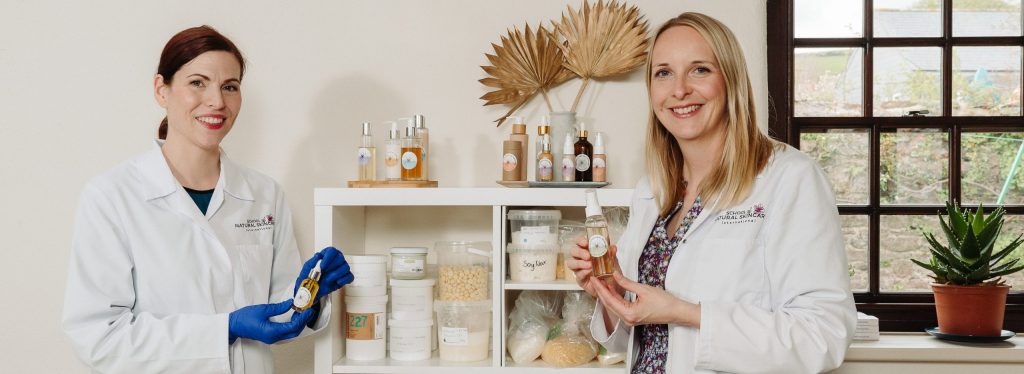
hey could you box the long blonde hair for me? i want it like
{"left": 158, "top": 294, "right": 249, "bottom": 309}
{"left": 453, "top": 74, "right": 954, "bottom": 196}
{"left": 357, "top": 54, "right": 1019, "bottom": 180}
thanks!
{"left": 644, "top": 12, "right": 779, "bottom": 216}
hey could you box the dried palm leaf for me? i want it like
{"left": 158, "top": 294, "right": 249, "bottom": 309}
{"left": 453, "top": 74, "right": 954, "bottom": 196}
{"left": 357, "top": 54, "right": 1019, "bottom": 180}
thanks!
{"left": 479, "top": 23, "right": 574, "bottom": 126}
{"left": 552, "top": 0, "right": 650, "bottom": 112}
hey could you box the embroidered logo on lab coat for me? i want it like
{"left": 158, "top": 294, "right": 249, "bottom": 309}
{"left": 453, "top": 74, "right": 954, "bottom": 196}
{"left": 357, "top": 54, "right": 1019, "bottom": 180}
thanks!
{"left": 715, "top": 203, "right": 766, "bottom": 225}
{"left": 235, "top": 214, "right": 275, "bottom": 232}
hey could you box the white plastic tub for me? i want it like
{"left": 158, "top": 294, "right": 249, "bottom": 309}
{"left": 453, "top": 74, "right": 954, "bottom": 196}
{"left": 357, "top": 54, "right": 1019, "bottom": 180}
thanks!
{"left": 347, "top": 255, "right": 387, "bottom": 296}
{"left": 345, "top": 294, "right": 388, "bottom": 360}
{"left": 435, "top": 300, "right": 491, "bottom": 362}
{"left": 388, "top": 318, "right": 433, "bottom": 361}
{"left": 507, "top": 243, "right": 558, "bottom": 282}
{"left": 389, "top": 278, "right": 435, "bottom": 320}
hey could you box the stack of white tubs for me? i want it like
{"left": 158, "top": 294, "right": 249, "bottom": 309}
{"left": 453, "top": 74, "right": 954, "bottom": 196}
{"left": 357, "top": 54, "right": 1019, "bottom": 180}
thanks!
{"left": 388, "top": 277, "right": 435, "bottom": 361}
{"left": 345, "top": 255, "right": 388, "bottom": 361}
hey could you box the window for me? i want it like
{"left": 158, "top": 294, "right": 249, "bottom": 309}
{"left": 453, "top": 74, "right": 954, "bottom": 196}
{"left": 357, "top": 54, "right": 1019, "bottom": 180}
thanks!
{"left": 768, "top": 0, "right": 1024, "bottom": 331}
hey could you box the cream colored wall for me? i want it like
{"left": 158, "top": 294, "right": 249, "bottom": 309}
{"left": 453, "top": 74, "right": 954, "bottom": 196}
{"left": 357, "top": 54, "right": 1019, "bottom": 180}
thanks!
{"left": 0, "top": 1, "right": 766, "bottom": 372}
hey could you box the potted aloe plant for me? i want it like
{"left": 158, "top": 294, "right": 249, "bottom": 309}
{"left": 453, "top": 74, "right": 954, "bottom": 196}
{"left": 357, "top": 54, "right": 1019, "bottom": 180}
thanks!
{"left": 912, "top": 201, "right": 1024, "bottom": 336}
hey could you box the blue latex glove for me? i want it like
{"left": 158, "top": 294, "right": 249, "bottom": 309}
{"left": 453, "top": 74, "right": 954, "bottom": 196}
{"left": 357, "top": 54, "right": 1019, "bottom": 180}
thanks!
{"left": 295, "top": 247, "right": 354, "bottom": 301}
{"left": 228, "top": 299, "right": 315, "bottom": 344}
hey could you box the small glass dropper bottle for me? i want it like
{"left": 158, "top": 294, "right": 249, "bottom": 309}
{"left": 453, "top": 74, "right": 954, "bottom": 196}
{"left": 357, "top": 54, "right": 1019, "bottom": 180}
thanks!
{"left": 292, "top": 259, "right": 322, "bottom": 312}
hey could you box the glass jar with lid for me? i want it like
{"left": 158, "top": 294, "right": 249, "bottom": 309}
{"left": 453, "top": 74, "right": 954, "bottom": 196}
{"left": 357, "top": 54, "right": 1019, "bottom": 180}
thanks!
{"left": 390, "top": 247, "right": 428, "bottom": 280}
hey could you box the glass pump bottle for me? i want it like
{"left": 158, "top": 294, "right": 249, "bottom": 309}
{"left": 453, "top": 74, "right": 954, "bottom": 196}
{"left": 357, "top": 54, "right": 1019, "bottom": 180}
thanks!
{"left": 358, "top": 122, "right": 376, "bottom": 181}
{"left": 292, "top": 260, "right": 322, "bottom": 312}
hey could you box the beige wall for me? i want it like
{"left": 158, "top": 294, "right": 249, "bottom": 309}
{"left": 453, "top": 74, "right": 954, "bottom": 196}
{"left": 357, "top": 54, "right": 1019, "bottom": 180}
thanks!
{"left": 0, "top": 1, "right": 766, "bottom": 372}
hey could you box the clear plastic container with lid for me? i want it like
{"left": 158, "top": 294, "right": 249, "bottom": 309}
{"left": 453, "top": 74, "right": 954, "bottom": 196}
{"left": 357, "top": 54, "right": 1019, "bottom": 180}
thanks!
{"left": 347, "top": 255, "right": 388, "bottom": 296}
{"left": 390, "top": 247, "right": 427, "bottom": 280}
{"left": 436, "top": 241, "right": 491, "bottom": 301}
{"left": 507, "top": 209, "right": 561, "bottom": 247}
{"left": 506, "top": 243, "right": 558, "bottom": 282}
{"left": 435, "top": 299, "right": 492, "bottom": 362}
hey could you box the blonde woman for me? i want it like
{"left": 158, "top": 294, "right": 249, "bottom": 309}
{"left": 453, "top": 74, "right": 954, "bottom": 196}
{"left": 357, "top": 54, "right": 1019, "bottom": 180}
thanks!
{"left": 568, "top": 13, "right": 856, "bottom": 373}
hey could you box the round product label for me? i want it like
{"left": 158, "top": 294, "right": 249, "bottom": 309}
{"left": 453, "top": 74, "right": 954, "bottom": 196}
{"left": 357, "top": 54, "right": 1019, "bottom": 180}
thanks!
{"left": 293, "top": 288, "right": 312, "bottom": 309}
{"left": 562, "top": 158, "right": 574, "bottom": 175}
{"left": 589, "top": 234, "right": 609, "bottom": 257}
{"left": 358, "top": 148, "right": 372, "bottom": 166}
{"left": 385, "top": 150, "right": 399, "bottom": 167}
{"left": 502, "top": 153, "right": 519, "bottom": 171}
{"left": 401, "top": 151, "right": 418, "bottom": 170}
{"left": 575, "top": 154, "right": 591, "bottom": 171}
{"left": 593, "top": 157, "right": 606, "bottom": 169}
{"left": 539, "top": 158, "right": 553, "bottom": 178}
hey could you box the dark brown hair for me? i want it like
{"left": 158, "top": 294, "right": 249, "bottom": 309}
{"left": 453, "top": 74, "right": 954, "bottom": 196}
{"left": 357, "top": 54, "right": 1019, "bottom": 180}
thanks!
{"left": 156, "top": 25, "right": 245, "bottom": 140}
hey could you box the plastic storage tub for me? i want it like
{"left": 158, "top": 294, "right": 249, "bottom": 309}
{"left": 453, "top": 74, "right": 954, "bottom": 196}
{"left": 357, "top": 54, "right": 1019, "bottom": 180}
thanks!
{"left": 558, "top": 223, "right": 586, "bottom": 281}
{"left": 506, "top": 243, "right": 558, "bottom": 282}
{"left": 436, "top": 241, "right": 491, "bottom": 301}
{"left": 347, "top": 255, "right": 387, "bottom": 296}
{"left": 435, "top": 300, "right": 491, "bottom": 362}
{"left": 345, "top": 294, "right": 388, "bottom": 360}
{"left": 389, "top": 278, "right": 435, "bottom": 320}
{"left": 390, "top": 247, "right": 428, "bottom": 280}
{"left": 507, "top": 210, "right": 561, "bottom": 246}
{"left": 388, "top": 318, "right": 433, "bottom": 361}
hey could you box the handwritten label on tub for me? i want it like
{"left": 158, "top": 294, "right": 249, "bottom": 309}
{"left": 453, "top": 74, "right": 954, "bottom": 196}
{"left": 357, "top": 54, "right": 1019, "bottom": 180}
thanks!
{"left": 441, "top": 327, "right": 469, "bottom": 345}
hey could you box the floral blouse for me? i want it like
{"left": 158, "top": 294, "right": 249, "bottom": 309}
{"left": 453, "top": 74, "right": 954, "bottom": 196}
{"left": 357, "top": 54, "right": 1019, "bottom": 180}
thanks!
{"left": 632, "top": 197, "right": 703, "bottom": 374}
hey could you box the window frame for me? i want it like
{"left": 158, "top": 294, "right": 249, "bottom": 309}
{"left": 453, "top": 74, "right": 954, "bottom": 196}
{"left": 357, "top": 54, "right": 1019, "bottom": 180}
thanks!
{"left": 767, "top": 0, "right": 1024, "bottom": 331}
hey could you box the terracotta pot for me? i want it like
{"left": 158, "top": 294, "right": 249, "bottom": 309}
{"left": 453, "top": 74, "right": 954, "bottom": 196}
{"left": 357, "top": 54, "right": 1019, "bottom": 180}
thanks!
{"left": 931, "top": 283, "right": 1010, "bottom": 336}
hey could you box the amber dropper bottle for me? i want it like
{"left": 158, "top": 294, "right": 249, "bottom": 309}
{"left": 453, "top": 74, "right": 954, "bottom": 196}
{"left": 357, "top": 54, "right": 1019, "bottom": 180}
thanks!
{"left": 292, "top": 260, "right": 322, "bottom": 312}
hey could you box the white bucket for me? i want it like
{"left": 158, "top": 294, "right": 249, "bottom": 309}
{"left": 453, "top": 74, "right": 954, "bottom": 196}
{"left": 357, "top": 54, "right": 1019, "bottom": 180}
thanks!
{"left": 435, "top": 300, "right": 491, "bottom": 362}
{"left": 349, "top": 255, "right": 387, "bottom": 288}
{"left": 388, "top": 318, "right": 433, "bottom": 361}
{"left": 390, "top": 278, "right": 435, "bottom": 320}
{"left": 345, "top": 294, "right": 388, "bottom": 361}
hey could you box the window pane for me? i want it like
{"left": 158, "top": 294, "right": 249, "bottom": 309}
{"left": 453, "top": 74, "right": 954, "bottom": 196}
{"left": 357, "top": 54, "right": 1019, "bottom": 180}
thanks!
{"left": 796, "top": 0, "right": 864, "bottom": 38}
{"left": 800, "top": 130, "right": 870, "bottom": 204}
{"left": 874, "top": 47, "right": 942, "bottom": 116}
{"left": 842, "top": 215, "right": 870, "bottom": 292}
{"left": 880, "top": 215, "right": 940, "bottom": 292}
{"left": 795, "top": 48, "right": 864, "bottom": 117}
{"left": 953, "top": 0, "right": 1022, "bottom": 37}
{"left": 874, "top": 0, "right": 942, "bottom": 37}
{"left": 952, "top": 47, "right": 1022, "bottom": 116}
{"left": 881, "top": 129, "right": 949, "bottom": 204}
{"left": 962, "top": 132, "right": 1024, "bottom": 205}
{"left": 1000, "top": 216, "right": 1024, "bottom": 290}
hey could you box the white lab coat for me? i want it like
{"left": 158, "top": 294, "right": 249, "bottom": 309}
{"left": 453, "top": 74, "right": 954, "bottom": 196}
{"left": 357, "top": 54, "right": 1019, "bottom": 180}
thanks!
{"left": 591, "top": 145, "right": 856, "bottom": 373}
{"left": 63, "top": 140, "right": 331, "bottom": 374}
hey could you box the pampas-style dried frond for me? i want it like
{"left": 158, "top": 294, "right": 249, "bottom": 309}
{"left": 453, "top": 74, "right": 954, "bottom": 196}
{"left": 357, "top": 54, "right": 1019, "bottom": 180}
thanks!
{"left": 552, "top": 0, "right": 650, "bottom": 112}
{"left": 479, "top": 23, "right": 575, "bottom": 126}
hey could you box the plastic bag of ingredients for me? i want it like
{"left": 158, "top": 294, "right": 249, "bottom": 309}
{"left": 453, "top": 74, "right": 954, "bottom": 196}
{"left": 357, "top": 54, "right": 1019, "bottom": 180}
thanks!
{"left": 541, "top": 292, "right": 599, "bottom": 367}
{"left": 604, "top": 206, "right": 629, "bottom": 242}
{"left": 507, "top": 290, "right": 564, "bottom": 363}
{"left": 597, "top": 345, "right": 626, "bottom": 366}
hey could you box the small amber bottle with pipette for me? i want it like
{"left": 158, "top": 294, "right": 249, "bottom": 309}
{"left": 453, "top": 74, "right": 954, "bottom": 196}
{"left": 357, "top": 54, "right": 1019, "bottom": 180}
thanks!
{"left": 292, "top": 260, "right": 322, "bottom": 312}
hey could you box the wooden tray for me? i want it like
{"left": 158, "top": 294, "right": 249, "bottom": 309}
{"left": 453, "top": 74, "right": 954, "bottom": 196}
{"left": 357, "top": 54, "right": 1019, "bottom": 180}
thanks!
{"left": 347, "top": 180, "right": 438, "bottom": 188}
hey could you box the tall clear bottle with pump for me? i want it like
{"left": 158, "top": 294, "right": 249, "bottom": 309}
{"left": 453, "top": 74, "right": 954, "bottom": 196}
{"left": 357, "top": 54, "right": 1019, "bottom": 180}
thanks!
{"left": 413, "top": 114, "right": 429, "bottom": 180}
{"left": 384, "top": 121, "right": 401, "bottom": 181}
{"left": 358, "top": 122, "right": 376, "bottom": 181}
{"left": 400, "top": 120, "right": 424, "bottom": 180}
{"left": 584, "top": 189, "right": 614, "bottom": 278}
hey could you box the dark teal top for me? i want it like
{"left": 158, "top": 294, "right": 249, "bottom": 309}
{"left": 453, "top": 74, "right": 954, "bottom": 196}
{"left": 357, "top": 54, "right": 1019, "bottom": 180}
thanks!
{"left": 184, "top": 187, "right": 215, "bottom": 215}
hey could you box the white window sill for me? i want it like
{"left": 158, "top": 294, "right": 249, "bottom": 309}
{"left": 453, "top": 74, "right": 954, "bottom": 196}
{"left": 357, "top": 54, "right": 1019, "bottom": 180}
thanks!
{"left": 846, "top": 332, "right": 1023, "bottom": 363}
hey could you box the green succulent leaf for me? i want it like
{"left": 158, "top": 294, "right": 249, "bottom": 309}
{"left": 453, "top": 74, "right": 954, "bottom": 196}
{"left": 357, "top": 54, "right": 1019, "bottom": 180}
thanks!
{"left": 938, "top": 215, "right": 963, "bottom": 254}
{"left": 972, "top": 204, "right": 986, "bottom": 236}
{"left": 947, "top": 201, "right": 969, "bottom": 238}
{"left": 991, "top": 234, "right": 1024, "bottom": 265}
{"left": 960, "top": 223, "right": 981, "bottom": 262}
{"left": 990, "top": 264, "right": 1024, "bottom": 279}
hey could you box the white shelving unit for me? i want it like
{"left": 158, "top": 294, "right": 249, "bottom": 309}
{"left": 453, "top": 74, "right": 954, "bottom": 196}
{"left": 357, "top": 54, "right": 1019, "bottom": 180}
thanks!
{"left": 313, "top": 187, "right": 633, "bottom": 374}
